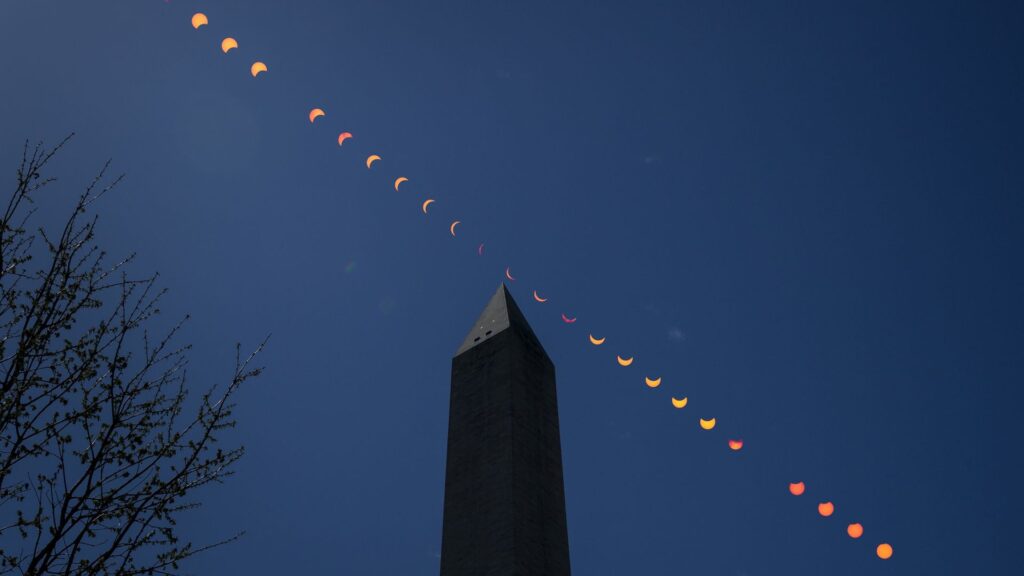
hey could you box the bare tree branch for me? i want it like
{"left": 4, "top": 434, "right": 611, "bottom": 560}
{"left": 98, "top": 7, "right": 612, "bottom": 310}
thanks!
{"left": 0, "top": 136, "right": 263, "bottom": 575}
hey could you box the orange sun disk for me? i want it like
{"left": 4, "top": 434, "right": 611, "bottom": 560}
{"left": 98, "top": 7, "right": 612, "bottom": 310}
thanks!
{"left": 818, "top": 501, "right": 835, "bottom": 517}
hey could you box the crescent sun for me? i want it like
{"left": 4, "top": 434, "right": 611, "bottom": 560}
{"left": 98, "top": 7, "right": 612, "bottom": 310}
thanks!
{"left": 337, "top": 132, "right": 353, "bottom": 146}
{"left": 422, "top": 199, "right": 435, "bottom": 214}
{"left": 478, "top": 243, "right": 485, "bottom": 256}
{"left": 671, "top": 397, "right": 688, "bottom": 409}
{"left": 394, "top": 177, "right": 408, "bottom": 191}
{"left": 450, "top": 221, "right": 460, "bottom": 236}
{"left": 588, "top": 334, "right": 605, "bottom": 345}
{"left": 533, "top": 290, "right": 547, "bottom": 303}
{"left": 505, "top": 267, "right": 515, "bottom": 281}
{"left": 309, "top": 108, "right": 325, "bottom": 123}
{"left": 645, "top": 376, "right": 661, "bottom": 388}
{"left": 561, "top": 314, "right": 576, "bottom": 324}
{"left": 250, "top": 62, "right": 268, "bottom": 77}
{"left": 221, "top": 38, "right": 238, "bottom": 53}
{"left": 366, "top": 154, "right": 381, "bottom": 169}
{"left": 616, "top": 355, "right": 633, "bottom": 367}
{"left": 191, "top": 13, "right": 208, "bottom": 29}
{"left": 699, "top": 418, "right": 717, "bottom": 430}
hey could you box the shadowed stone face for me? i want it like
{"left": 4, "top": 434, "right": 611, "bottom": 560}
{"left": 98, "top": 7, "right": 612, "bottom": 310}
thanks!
{"left": 440, "top": 284, "right": 571, "bottom": 576}
{"left": 454, "top": 285, "right": 513, "bottom": 356}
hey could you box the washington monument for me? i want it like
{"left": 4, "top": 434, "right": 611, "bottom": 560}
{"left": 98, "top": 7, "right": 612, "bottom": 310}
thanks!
{"left": 439, "top": 284, "right": 571, "bottom": 575}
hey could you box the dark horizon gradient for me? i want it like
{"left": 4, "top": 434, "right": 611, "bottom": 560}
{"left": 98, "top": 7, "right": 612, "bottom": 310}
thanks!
{"left": 1, "top": 1, "right": 1021, "bottom": 574}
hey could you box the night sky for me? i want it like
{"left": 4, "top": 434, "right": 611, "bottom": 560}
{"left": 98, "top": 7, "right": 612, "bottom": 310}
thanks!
{"left": 2, "top": 0, "right": 1021, "bottom": 574}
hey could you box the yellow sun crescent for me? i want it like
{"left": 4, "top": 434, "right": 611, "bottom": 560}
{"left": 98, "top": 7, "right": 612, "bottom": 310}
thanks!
{"left": 588, "top": 334, "right": 605, "bottom": 346}
{"left": 699, "top": 418, "right": 717, "bottom": 430}
{"left": 616, "top": 355, "right": 633, "bottom": 367}
{"left": 645, "top": 376, "right": 662, "bottom": 388}
{"left": 250, "top": 62, "right": 268, "bottom": 77}
{"left": 309, "top": 108, "right": 325, "bottom": 123}
{"left": 394, "top": 177, "right": 408, "bottom": 191}
{"left": 191, "top": 13, "right": 208, "bottom": 29}
{"left": 221, "top": 38, "right": 238, "bottom": 53}
{"left": 450, "top": 221, "right": 460, "bottom": 236}
{"left": 422, "top": 199, "right": 435, "bottom": 214}
{"left": 366, "top": 155, "right": 381, "bottom": 169}
{"left": 671, "top": 397, "right": 688, "bottom": 409}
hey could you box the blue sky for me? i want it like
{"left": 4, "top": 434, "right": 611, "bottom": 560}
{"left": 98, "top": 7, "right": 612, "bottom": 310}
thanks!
{"left": 2, "top": 0, "right": 1021, "bottom": 573}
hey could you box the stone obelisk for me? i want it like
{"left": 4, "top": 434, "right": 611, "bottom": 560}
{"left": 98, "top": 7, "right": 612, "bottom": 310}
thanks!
{"left": 439, "top": 284, "right": 571, "bottom": 576}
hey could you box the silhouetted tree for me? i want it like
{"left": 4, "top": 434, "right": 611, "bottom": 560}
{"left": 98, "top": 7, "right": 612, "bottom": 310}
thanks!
{"left": 0, "top": 135, "right": 264, "bottom": 575}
